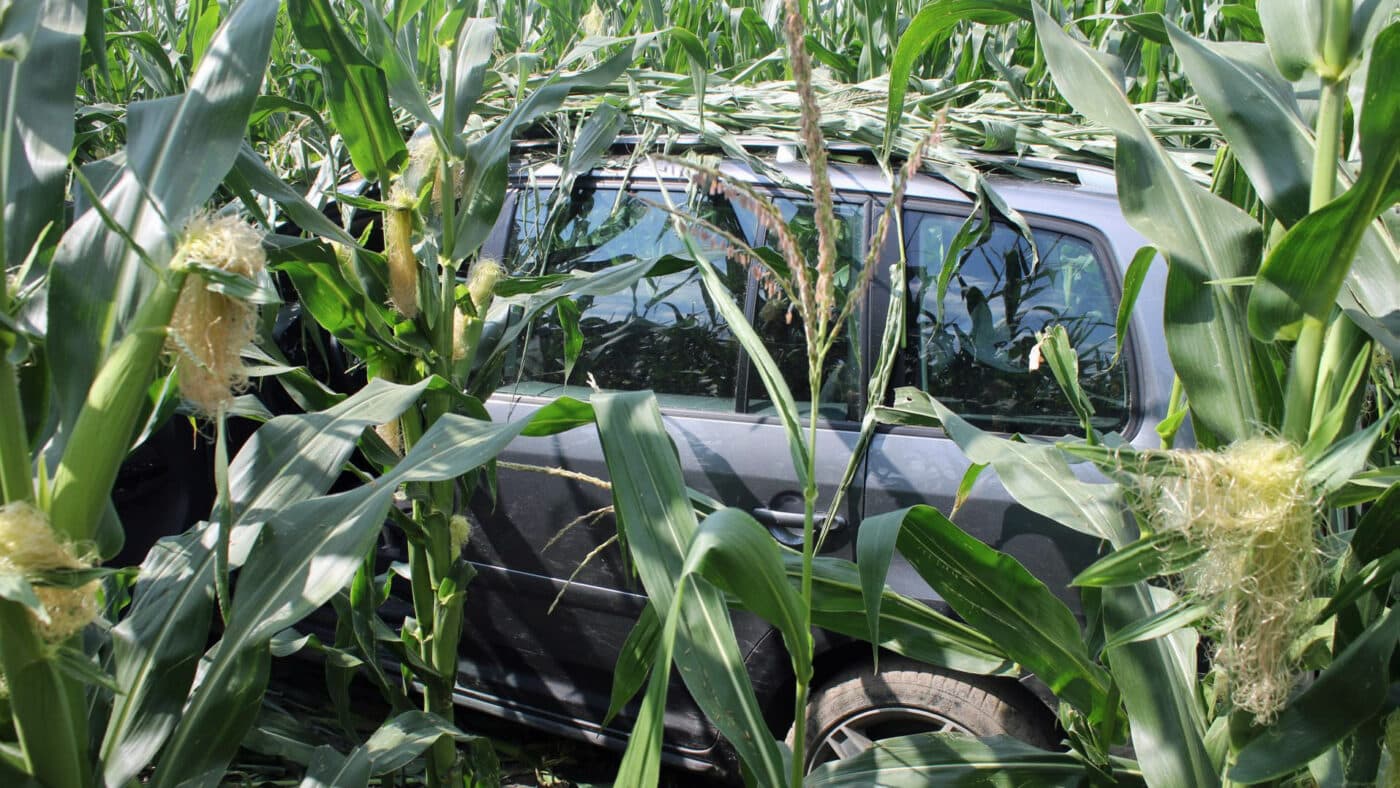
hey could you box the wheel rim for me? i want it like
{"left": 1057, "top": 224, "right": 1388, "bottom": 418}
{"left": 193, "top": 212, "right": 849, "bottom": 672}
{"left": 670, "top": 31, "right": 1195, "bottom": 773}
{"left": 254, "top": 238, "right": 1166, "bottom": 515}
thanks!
{"left": 807, "top": 706, "right": 971, "bottom": 770}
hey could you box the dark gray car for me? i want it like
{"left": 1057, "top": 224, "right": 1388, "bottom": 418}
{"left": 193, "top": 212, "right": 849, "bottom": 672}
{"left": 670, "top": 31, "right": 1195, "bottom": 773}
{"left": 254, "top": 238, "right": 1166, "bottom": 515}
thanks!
{"left": 426, "top": 150, "right": 1171, "bottom": 776}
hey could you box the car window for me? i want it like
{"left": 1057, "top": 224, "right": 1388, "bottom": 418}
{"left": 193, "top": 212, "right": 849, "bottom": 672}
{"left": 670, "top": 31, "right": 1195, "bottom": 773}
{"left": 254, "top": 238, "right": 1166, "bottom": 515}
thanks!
{"left": 902, "top": 209, "right": 1128, "bottom": 433}
{"left": 502, "top": 183, "right": 752, "bottom": 411}
{"left": 745, "top": 198, "right": 865, "bottom": 421}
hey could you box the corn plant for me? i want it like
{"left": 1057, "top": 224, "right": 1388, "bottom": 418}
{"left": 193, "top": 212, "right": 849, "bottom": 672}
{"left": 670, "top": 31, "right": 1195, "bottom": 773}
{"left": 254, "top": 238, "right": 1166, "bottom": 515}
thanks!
{"left": 855, "top": 2, "right": 1400, "bottom": 785}
{"left": 0, "top": 0, "right": 581, "bottom": 784}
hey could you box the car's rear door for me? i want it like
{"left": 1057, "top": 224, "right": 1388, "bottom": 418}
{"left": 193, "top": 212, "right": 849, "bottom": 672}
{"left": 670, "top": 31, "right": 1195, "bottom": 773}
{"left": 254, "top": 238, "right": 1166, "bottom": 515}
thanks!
{"left": 862, "top": 197, "right": 1135, "bottom": 607}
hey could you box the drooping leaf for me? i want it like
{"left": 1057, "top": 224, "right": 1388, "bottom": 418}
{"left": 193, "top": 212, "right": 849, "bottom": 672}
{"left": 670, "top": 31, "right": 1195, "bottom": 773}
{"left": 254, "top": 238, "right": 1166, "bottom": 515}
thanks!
{"left": 604, "top": 602, "right": 659, "bottom": 725}
{"left": 683, "top": 508, "right": 811, "bottom": 683}
{"left": 889, "top": 390, "right": 1128, "bottom": 542}
{"left": 364, "top": 712, "right": 471, "bottom": 775}
{"left": 298, "top": 746, "right": 370, "bottom": 788}
{"left": 857, "top": 505, "right": 1111, "bottom": 717}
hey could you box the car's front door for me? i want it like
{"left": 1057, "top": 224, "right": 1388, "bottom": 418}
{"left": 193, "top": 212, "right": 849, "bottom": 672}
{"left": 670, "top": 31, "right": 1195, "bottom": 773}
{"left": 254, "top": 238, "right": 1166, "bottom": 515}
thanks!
{"left": 460, "top": 176, "right": 870, "bottom": 752}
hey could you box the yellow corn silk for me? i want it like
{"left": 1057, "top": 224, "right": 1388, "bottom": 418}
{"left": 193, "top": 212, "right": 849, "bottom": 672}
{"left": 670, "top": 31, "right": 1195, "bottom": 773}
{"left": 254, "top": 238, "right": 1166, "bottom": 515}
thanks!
{"left": 1140, "top": 438, "right": 1319, "bottom": 721}
{"left": 168, "top": 213, "right": 268, "bottom": 416}
{"left": 0, "top": 502, "right": 99, "bottom": 642}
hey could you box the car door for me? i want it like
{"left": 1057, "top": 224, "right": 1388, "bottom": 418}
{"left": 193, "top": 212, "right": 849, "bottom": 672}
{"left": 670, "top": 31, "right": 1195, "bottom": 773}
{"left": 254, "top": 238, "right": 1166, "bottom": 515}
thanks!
{"left": 862, "top": 199, "right": 1134, "bottom": 608}
{"left": 460, "top": 173, "right": 871, "bottom": 751}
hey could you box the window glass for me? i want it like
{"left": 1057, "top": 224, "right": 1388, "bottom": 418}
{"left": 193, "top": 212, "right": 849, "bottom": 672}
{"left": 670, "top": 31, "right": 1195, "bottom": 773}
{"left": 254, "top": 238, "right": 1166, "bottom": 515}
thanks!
{"left": 503, "top": 184, "right": 751, "bottom": 411}
{"left": 746, "top": 199, "right": 865, "bottom": 421}
{"left": 903, "top": 210, "right": 1128, "bottom": 433}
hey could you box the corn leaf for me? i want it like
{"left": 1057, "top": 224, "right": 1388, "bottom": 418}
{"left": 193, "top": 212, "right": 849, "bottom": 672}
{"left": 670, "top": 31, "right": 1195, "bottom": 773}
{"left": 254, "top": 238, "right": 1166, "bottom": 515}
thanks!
{"left": 287, "top": 0, "right": 406, "bottom": 184}
{"left": 0, "top": 0, "right": 83, "bottom": 265}
{"left": 1231, "top": 605, "right": 1400, "bottom": 782}
{"left": 594, "top": 391, "right": 789, "bottom": 787}
{"left": 1036, "top": 3, "right": 1271, "bottom": 444}
{"left": 857, "top": 504, "right": 1111, "bottom": 718}
{"left": 1246, "top": 21, "right": 1400, "bottom": 346}
{"left": 299, "top": 746, "right": 370, "bottom": 788}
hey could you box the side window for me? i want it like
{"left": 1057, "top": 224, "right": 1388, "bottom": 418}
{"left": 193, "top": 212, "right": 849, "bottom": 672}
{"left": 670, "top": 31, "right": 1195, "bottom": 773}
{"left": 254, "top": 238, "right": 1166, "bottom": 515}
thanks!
{"left": 502, "top": 183, "right": 752, "bottom": 412}
{"left": 902, "top": 210, "right": 1128, "bottom": 433}
{"left": 746, "top": 199, "right": 865, "bottom": 421}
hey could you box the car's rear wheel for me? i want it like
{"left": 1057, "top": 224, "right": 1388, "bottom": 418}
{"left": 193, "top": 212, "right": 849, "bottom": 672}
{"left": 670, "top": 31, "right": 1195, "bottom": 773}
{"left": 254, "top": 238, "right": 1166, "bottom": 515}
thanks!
{"left": 795, "top": 659, "right": 1057, "bottom": 772}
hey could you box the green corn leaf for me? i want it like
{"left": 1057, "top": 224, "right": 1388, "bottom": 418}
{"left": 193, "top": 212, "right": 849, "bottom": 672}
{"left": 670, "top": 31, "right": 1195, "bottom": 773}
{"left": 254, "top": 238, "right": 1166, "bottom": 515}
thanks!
{"left": 856, "top": 504, "right": 1111, "bottom": 718}
{"left": 1036, "top": 3, "right": 1271, "bottom": 444}
{"left": 884, "top": 1, "right": 1031, "bottom": 160}
{"left": 594, "top": 392, "right": 789, "bottom": 787}
{"left": 1247, "top": 22, "right": 1400, "bottom": 345}
{"left": 1321, "top": 550, "right": 1400, "bottom": 622}
{"left": 1116, "top": 246, "right": 1157, "bottom": 364}
{"left": 365, "top": 712, "right": 471, "bottom": 775}
{"left": 0, "top": 0, "right": 83, "bottom": 266}
{"left": 1099, "top": 600, "right": 1211, "bottom": 652}
{"left": 782, "top": 553, "right": 1012, "bottom": 676}
{"left": 0, "top": 571, "right": 41, "bottom": 617}
{"left": 350, "top": 0, "right": 440, "bottom": 141}
{"left": 1100, "top": 583, "right": 1217, "bottom": 787}
{"left": 1168, "top": 34, "right": 1313, "bottom": 222}
{"left": 443, "top": 17, "right": 497, "bottom": 135}
{"left": 1257, "top": 0, "right": 1326, "bottom": 81}
{"left": 1231, "top": 605, "right": 1400, "bottom": 782}
{"left": 1072, "top": 531, "right": 1204, "bottom": 588}
{"left": 288, "top": 0, "right": 406, "bottom": 184}
{"left": 684, "top": 508, "right": 812, "bottom": 683}
{"left": 231, "top": 146, "right": 358, "bottom": 247}
{"left": 299, "top": 746, "right": 370, "bottom": 788}
{"left": 1349, "top": 482, "right": 1400, "bottom": 565}
{"left": 604, "top": 602, "right": 659, "bottom": 725}
{"left": 0, "top": 600, "right": 90, "bottom": 788}
{"left": 893, "top": 390, "right": 1128, "bottom": 543}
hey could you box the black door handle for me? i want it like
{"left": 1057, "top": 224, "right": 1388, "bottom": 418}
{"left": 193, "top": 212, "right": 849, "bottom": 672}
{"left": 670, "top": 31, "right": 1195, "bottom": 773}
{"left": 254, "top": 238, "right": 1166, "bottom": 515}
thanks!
{"left": 752, "top": 507, "right": 848, "bottom": 549}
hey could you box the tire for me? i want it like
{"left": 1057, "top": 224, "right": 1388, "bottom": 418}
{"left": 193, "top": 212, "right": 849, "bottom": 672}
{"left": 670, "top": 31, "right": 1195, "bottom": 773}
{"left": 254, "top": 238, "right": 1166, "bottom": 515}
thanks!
{"left": 794, "top": 659, "right": 1056, "bottom": 772}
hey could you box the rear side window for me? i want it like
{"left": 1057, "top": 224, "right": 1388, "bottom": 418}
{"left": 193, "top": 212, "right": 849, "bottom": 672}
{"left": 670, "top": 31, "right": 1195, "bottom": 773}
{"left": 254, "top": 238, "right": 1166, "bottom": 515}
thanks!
{"left": 502, "top": 184, "right": 751, "bottom": 412}
{"left": 901, "top": 210, "right": 1128, "bottom": 433}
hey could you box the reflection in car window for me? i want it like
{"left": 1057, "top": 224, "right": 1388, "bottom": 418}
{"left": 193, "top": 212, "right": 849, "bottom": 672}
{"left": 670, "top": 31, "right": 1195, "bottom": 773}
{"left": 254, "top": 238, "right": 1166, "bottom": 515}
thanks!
{"left": 746, "top": 199, "right": 865, "bottom": 421}
{"left": 902, "top": 210, "right": 1128, "bottom": 433}
{"left": 503, "top": 184, "right": 752, "bottom": 411}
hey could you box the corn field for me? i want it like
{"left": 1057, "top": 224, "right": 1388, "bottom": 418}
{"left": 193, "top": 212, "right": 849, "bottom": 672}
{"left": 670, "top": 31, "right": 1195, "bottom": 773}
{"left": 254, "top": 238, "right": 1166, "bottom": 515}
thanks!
{"left": 0, "top": 0, "right": 1397, "bottom": 785}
